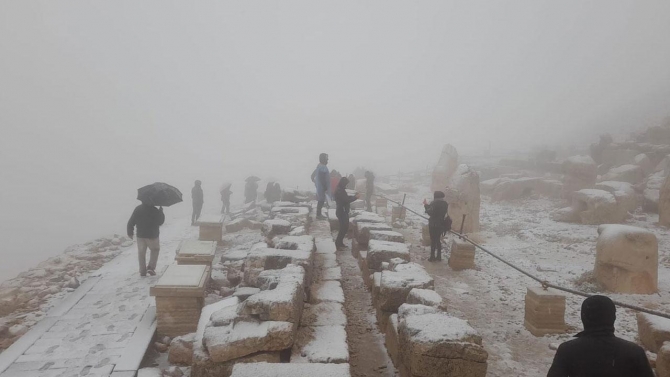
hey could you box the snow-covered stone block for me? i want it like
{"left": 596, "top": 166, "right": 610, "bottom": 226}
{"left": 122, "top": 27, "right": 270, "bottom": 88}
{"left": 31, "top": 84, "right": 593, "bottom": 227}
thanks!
{"left": 367, "top": 240, "right": 410, "bottom": 271}
{"left": 572, "top": 189, "right": 626, "bottom": 224}
{"left": 169, "top": 333, "right": 196, "bottom": 365}
{"left": 203, "top": 320, "right": 295, "bottom": 363}
{"left": 230, "top": 363, "right": 351, "bottom": 377}
{"left": 300, "top": 302, "right": 347, "bottom": 327}
{"left": 448, "top": 238, "right": 475, "bottom": 271}
{"left": 491, "top": 177, "right": 541, "bottom": 201}
{"left": 406, "top": 289, "right": 443, "bottom": 309}
{"left": 562, "top": 155, "right": 597, "bottom": 199}
{"left": 524, "top": 287, "right": 566, "bottom": 337}
{"left": 233, "top": 287, "right": 261, "bottom": 301}
{"left": 291, "top": 325, "right": 349, "bottom": 363}
{"left": 192, "top": 346, "right": 280, "bottom": 377}
{"left": 657, "top": 342, "right": 670, "bottom": 377}
{"left": 595, "top": 181, "right": 638, "bottom": 213}
{"left": 272, "top": 235, "right": 315, "bottom": 252}
{"left": 355, "top": 222, "right": 393, "bottom": 246}
{"left": 309, "top": 281, "right": 345, "bottom": 304}
{"left": 601, "top": 164, "right": 645, "bottom": 184}
{"left": 239, "top": 276, "right": 304, "bottom": 323}
{"left": 637, "top": 313, "right": 670, "bottom": 352}
{"left": 377, "top": 263, "right": 434, "bottom": 312}
{"left": 315, "top": 238, "right": 337, "bottom": 255}
{"left": 351, "top": 211, "right": 386, "bottom": 225}
{"left": 398, "top": 304, "right": 488, "bottom": 377}
{"left": 256, "top": 265, "right": 306, "bottom": 293}
{"left": 261, "top": 219, "right": 292, "bottom": 237}
{"left": 243, "top": 248, "right": 312, "bottom": 288}
{"left": 198, "top": 214, "right": 225, "bottom": 243}
{"left": 369, "top": 230, "right": 405, "bottom": 244}
{"left": 385, "top": 314, "right": 400, "bottom": 367}
{"left": 221, "top": 249, "right": 249, "bottom": 262}
{"left": 176, "top": 240, "right": 217, "bottom": 267}
{"left": 226, "top": 218, "right": 252, "bottom": 233}
{"left": 594, "top": 224, "right": 658, "bottom": 294}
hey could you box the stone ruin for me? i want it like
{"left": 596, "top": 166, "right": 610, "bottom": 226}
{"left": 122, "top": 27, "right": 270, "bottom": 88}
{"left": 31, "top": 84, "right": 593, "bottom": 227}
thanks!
{"left": 430, "top": 145, "right": 481, "bottom": 234}
{"left": 342, "top": 209, "right": 488, "bottom": 377}
{"left": 164, "top": 205, "right": 352, "bottom": 377}
{"left": 594, "top": 224, "right": 658, "bottom": 294}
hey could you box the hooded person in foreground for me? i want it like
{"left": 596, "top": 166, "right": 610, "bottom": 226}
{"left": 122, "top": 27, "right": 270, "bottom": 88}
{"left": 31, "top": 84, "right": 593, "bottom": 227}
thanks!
{"left": 547, "top": 295, "right": 654, "bottom": 377}
{"left": 424, "top": 191, "right": 449, "bottom": 261}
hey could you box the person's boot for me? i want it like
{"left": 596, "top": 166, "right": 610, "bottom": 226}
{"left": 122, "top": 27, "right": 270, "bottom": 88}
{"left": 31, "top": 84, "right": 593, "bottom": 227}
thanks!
{"left": 436, "top": 251, "right": 442, "bottom": 261}
{"left": 428, "top": 251, "right": 435, "bottom": 262}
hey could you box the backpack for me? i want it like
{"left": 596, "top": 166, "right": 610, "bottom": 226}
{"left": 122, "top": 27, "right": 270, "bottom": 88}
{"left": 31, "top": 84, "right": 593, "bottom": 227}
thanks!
{"left": 444, "top": 215, "right": 452, "bottom": 232}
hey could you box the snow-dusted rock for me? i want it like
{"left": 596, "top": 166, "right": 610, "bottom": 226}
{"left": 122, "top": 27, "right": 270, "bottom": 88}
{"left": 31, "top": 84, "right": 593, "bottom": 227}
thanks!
{"left": 169, "top": 333, "right": 196, "bottom": 365}
{"left": 491, "top": 177, "right": 541, "bottom": 201}
{"left": 398, "top": 304, "right": 488, "bottom": 377}
{"left": 595, "top": 181, "right": 638, "bottom": 213}
{"left": 635, "top": 153, "right": 653, "bottom": 175}
{"left": 377, "top": 263, "right": 434, "bottom": 312}
{"left": 657, "top": 342, "right": 670, "bottom": 377}
{"left": 355, "top": 222, "right": 393, "bottom": 246}
{"left": 261, "top": 219, "right": 292, "bottom": 237}
{"left": 562, "top": 155, "right": 597, "bottom": 199}
{"left": 644, "top": 171, "right": 666, "bottom": 213}
{"left": 243, "top": 248, "right": 312, "bottom": 287}
{"left": 369, "top": 230, "right": 405, "bottom": 244}
{"left": 572, "top": 189, "right": 626, "bottom": 224}
{"left": 601, "top": 164, "right": 645, "bottom": 184}
{"left": 226, "top": 218, "right": 252, "bottom": 233}
{"left": 367, "top": 240, "right": 410, "bottom": 271}
{"left": 444, "top": 164, "right": 480, "bottom": 233}
{"left": 138, "top": 368, "right": 163, "bottom": 377}
{"left": 239, "top": 271, "right": 304, "bottom": 323}
{"left": 594, "top": 224, "right": 658, "bottom": 294}
{"left": 637, "top": 312, "right": 670, "bottom": 352}
{"left": 659, "top": 175, "right": 670, "bottom": 226}
{"left": 406, "top": 288, "right": 444, "bottom": 309}
{"left": 204, "top": 320, "right": 295, "bottom": 363}
{"left": 272, "top": 235, "right": 315, "bottom": 252}
{"left": 291, "top": 325, "right": 349, "bottom": 363}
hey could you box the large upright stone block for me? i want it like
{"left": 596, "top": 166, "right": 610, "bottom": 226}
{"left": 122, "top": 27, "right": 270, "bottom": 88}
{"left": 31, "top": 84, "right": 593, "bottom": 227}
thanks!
{"left": 637, "top": 312, "right": 670, "bottom": 352}
{"left": 378, "top": 263, "right": 434, "bottom": 312}
{"left": 594, "top": 224, "right": 658, "bottom": 294}
{"left": 658, "top": 342, "right": 670, "bottom": 377}
{"left": 444, "top": 165, "right": 480, "bottom": 234}
{"left": 524, "top": 287, "right": 565, "bottom": 336}
{"left": 398, "top": 304, "right": 488, "bottom": 377}
{"left": 367, "top": 240, "right": 410, "bottom": 271}
{"left": 448, "top": 238, "right": 475, "bottom": 271}
{"left": 197, "top": 214, "right": 224, "bottom": 243}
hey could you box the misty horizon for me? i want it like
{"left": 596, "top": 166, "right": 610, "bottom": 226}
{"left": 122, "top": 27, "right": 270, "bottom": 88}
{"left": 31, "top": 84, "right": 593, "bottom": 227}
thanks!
{"left": 2, "top": 1, "right": 670, "bottom": 280}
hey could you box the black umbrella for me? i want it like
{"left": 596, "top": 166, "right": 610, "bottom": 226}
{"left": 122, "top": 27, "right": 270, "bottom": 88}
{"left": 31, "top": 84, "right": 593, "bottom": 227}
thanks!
{"left": 246, "top": 176, "right": 261, "bottom": 182}
{"left": 137, "top": 182, "right": 183, "bottom": 207}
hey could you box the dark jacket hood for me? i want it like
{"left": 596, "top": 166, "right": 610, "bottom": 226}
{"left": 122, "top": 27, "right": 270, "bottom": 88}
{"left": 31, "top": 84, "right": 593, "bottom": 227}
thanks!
{"left": 576, "top": 295, "right": 616, "bottom": 337}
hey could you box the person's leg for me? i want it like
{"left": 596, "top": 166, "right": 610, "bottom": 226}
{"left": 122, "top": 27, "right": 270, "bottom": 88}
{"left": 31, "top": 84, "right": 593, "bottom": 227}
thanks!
{"left": 436, "top": 233, "right": 443, "bottom": 261}
{"left": 195, "top": 203, "right": 203, "bottom": 222}
{"left": 137, "top": 238, "right": 148, "bottom": 276}
{"left": 147, "top": 238, "right": 160, "bottom": 273}
{"left": 366, "top": 194, "right": 372, "bottom": 212}
{"left": 429, "top": 227, "right": 438, "bottom": 260}
{"left": 191, "top": 205, "right": 196, "bottom": 225}
{"left": 316, "top": 200, "right": 324, "bottom": 218}
{"left": 336, "top": 214, "right": 348, "bottom": 247}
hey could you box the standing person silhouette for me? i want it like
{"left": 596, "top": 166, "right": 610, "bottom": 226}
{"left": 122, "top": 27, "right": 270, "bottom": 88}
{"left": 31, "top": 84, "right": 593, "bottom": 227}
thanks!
{"left": 191, "top": 180, "right": 203, "bottom": 225}
{"left": 311, "top": 153, "right": 330, "bottom": 219}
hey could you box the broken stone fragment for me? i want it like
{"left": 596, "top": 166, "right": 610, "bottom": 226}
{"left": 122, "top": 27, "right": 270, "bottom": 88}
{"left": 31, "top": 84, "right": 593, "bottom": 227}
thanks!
{"left": 367, "top": 240, "right": 410, "bottom": 271}
{"left": 203, "top": 320, "right": 296, "bottom": 363}
{"left": 169, "top": 333, "right": 196, "bottom": 365}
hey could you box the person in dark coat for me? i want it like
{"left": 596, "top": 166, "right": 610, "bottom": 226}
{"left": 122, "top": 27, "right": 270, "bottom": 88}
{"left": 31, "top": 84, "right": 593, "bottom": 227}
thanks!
{"left": 424, "top": 191, "right": 449, "bottom": 261}
{"left": 547, "top": 295, "right": 654, "bottom": 377}
{"left": 364, "top": 171, "right": 375, "bottom": 212}
{"left": 191, "top": 180, "right": 204, "bottom": 225}
{"left": 334, "top": 177, "right": 359, "bottom": 250}
{"left": 264, "top": 182, "right": 275, "bottom": 203}
{"left": 127, "top": 201, "right": 165, "bottom": 276}
{"left": 273, "top": 182, "right": 282, "bottom": 202}
{"left": 220, "top": 184, "right": 232, "bottom": 215}
{"left": 245, "top": 179, "right": 258, "bottom": 204}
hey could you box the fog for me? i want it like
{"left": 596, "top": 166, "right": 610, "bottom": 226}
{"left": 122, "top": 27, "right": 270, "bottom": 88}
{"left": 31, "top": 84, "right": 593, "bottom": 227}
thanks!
{"left": 1, "top": 1, "right": 670, "bottom": 280}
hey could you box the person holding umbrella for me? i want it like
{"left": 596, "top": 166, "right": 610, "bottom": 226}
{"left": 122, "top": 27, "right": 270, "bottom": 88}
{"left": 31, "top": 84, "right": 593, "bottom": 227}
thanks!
{"left": 128, "top": 182, "right": 182, "bottom": 277}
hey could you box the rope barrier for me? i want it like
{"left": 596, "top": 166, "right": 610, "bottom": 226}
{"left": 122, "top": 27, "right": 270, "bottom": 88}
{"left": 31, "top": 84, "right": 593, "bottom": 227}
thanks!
{"left": 377, "top": 193, "right": 670, "bottom": 321}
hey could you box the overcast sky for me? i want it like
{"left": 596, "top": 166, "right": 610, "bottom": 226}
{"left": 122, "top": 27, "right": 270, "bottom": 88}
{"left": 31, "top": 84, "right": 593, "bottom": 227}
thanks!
{"left": 1, "top": 1, "right": 670, "bottom": 280}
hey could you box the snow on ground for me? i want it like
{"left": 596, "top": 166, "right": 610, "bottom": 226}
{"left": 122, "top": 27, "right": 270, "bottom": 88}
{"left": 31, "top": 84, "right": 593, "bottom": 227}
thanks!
{"left": 388, "top": 174, "right": 670, "bottom": 376}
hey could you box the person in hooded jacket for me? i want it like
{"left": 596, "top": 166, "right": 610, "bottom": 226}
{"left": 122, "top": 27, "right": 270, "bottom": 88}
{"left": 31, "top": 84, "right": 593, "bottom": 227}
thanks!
{"left": 424, "top": 191, "right": 449, "bottom": 261}
{"left": 364, "top": 171, "right": 375, "bottom": 212}
{"left": 547, "top": 295, "right": 654, "bottom": 377}
{"left": 311, "top": 153, "right": 330, "bottom": 219}
{"left": 191, "top": 180, "right": 204, "bottom": 225}
{"left": 220, "top": 185, "right": 232, "bottom": 215}
{"left": 334, "top": 177, "right": 359, "bottom": 250}
{"left": 127, "top": 200, "right": 165, "bottom": 276}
